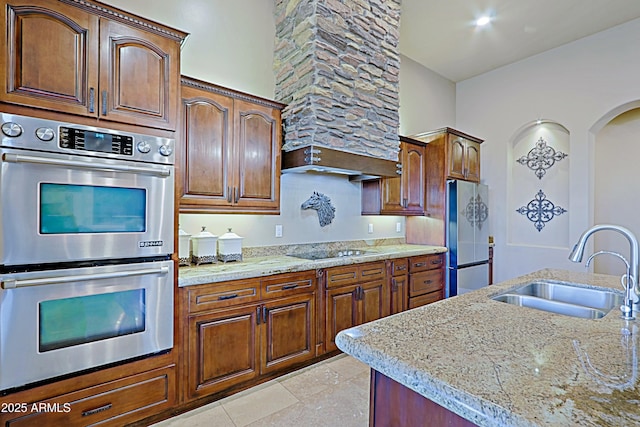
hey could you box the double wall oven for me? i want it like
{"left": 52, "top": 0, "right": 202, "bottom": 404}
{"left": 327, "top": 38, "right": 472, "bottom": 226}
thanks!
{"left": 0, "top": 113, "right": 175, "bottom": 393}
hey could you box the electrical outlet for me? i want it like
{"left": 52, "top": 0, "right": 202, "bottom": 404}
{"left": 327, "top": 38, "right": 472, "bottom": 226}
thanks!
{"left": 275, "top": 224, "right": 283, "bottom": 238}
{"left": 396, "top": 222, "right": 402, "bottom": 233}
{"left": 368, "top": 223, "right": 374, "bottom": 233}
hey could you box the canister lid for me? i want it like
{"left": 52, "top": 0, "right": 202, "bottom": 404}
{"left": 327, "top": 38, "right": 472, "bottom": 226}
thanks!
{"left": 178, "top": 225, "right": 191, "bottom": 237}
{"left": 192, "top": 226, "right": 217, "bottom": 239}
{"left": 219, "top": 228, "right": 243, "bottom": 240}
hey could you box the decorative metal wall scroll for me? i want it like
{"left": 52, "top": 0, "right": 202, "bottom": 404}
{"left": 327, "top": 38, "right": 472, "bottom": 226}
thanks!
{"left": 463, "top": 194, "right": 489, "bottom": 230}
{"left": 516, "top": 137, "right": 567, "bottom": 180}
{"left": 516, "top": 189, "right": 567, "bottom": 232}
{"left": 301, "top": 191, "right": 336, "bottom": 227}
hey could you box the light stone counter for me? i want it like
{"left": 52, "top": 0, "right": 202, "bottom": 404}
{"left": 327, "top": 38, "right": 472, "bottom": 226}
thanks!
{"left": 178, "top": 244, "right": 447, "bottom": 287}
{"left": 335, "top": 268, "right": 640, "bottom": 427}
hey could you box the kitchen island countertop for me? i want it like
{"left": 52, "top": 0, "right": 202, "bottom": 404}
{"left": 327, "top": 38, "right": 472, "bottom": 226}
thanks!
{"left": 336, "top": 268, "right": 640, "bottom": 426}
{"left": 178, "top": 244, "right": 447, "bottom": 287}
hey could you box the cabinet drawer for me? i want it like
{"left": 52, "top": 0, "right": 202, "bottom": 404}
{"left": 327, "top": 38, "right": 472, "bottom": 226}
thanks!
{"left": 326, "top": 265, "right": 359, "bottom": 288}
{"left": 388, "top": 258, "right": 408, "bottom": 276}
{"left": 188, "top": 279, "right": 261, "bottom": 313}
{"left": 408, "top": 290, "right": 443, "bottom": 309}
{"left": 409, "top": 269, "right": 443, "bottom": 297}
{"left": 409, "top": 254, "right": 444, "bottom": 273}
{"left": 262, "top": 271, "right": 316, "bottom": 299}
{"left": 6, "top": 366, "right": 174, "bottom": 427}
{"left": 360, "top": 261, "right": 386, "bottom": 281}
{"left": 325, "top": 261, "right": 386, "bottom": 289}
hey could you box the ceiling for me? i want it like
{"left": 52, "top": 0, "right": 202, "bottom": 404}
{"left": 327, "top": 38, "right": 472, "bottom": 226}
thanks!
{"left": 399, "top": 0, "right": 640, "bottom": 82}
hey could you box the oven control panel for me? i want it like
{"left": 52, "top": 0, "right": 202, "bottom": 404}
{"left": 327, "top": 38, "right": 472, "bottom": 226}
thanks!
{"left": 0, "top": 113, "right": 175, "bottom": 165}
{"left": 60, "top": 127, "right": 134, "bottom": 156}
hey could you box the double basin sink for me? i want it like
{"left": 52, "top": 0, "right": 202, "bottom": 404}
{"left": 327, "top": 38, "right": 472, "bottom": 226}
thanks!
{"left": 491, "top": 280, "right": 624, "bottom": 319}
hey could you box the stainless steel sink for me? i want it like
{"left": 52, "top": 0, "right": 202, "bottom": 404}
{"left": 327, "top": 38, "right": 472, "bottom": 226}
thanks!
{"left": 491, "top": 281, "right": 624, "bottom": 319}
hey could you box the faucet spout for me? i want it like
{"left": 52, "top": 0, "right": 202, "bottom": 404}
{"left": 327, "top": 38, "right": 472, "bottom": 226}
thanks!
{"left": 569, "top": 224, "right": 640, "bottom": 315}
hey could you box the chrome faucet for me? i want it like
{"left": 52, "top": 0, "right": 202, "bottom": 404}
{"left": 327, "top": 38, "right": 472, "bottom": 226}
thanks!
{"left": 585, "top": 250, "right": 634, "bottom": 319}
{"left": 569, "top": 224, "right": 640, "bottom": 318}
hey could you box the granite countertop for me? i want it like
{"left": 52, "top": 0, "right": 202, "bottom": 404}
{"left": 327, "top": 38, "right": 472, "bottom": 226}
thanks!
{"left": 335, "top": 268, "right": 640, "bottom": 427}
{"left": 178, "top": 244, "right": 447, "bottom": 287}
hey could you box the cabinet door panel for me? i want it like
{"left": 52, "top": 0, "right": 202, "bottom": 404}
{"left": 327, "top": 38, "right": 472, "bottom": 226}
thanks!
{"left": 325, "top": 285, "right": 359, "bottom": 352}
{"left": 179, "top": 88, "right": 233, "bottom": 205}
{"left": 188, "top": 306, "right": 259, "bottom": 398}
{"left": 447, "top": 137, "right": 466, "bottom": 180}
{"left": 390, "top": 275, "right": 407, "bottom": 315}
{"left": 465, "top": 141, "right": 481, "bottom": 182}
{"left": 361, "top": 280, "right": 387, "bottom": 323}
{"left": 262, "top": 294, "right": 315, "bottom": 374}
{"left": 234, "top": 99, "right": 281, "bottom": 209}
{"left": 100, "top": 20, "right": 178, "bottom": 130}
{"left": 1, "top": 0, "right": 98, "bottom": 115}
{"left": 404, "top": 143, "right": 425, "bottom": 212}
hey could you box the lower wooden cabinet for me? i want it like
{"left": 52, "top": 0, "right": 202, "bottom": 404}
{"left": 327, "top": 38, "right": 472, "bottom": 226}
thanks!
{"left": 324, "top": 262, "right": 389, "bottom": 352}
{"left": 387, "top": 259, "right": 408, "bottom": 314}
{"left": 185, "top": 272, "right": 316, "bottom": 399}
{"left": 2, "top": 365, "right": 175, "bottom": 427}
{"left": 407, "top": 254, "right": 445, "bottom": 308}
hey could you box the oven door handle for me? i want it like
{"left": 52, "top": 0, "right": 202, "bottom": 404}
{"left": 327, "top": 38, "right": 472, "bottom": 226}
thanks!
{"left": 2, "top": 153, "right": 171, "bottom": 177}
{"left": 1, "top": 266, "right": 170, "bottom": 289}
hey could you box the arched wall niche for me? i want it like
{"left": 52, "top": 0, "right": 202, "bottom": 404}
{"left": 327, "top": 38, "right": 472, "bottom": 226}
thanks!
{"left": 507, "top": 119, "right": 570, "bottom": 248}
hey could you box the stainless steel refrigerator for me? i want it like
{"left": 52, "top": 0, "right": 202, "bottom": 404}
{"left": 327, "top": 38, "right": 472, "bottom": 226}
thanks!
{"left": 447, "top": 180, "right": 490, "bottom": 297}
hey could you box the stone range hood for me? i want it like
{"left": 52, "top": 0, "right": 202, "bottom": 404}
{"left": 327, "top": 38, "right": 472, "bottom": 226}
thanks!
{"left": 274, "top": 0, "right": 402, "bottom": 180}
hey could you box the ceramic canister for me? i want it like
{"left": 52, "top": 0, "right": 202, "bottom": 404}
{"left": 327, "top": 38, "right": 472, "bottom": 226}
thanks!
{"left": 191, "top": 226, "right": 218, "bottom": 265}
{"left": 217, "top": 228, "right": 243, "bottom": 262}
{"left": 178, "top": 226, "right": 191, "bottom": 266}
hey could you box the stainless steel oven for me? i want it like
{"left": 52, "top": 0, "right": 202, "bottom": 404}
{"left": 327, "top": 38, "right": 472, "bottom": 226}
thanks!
{"left": 0, "top": 113, "right": 174, "bottom": 267}
{"left": 0, "top": 113, "right": 176, "bottom": 392}
{"left": 0, "top": 260, "right": 173, "bottom": 391}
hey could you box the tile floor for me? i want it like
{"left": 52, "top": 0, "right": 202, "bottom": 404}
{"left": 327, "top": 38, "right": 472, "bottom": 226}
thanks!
{"left": 152, "top": 355, "right": 370, "bottom": 427}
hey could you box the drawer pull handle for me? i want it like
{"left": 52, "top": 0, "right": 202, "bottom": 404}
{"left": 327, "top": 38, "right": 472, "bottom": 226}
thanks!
{"left": 218, "top": 293, "right": 238, "bottom": 300}
{"left": 83, "top": 403, "right": 112, "bottom": 417}
{"left": 424, "top": 280, "right": 433, "bottom": 284}
{"left": 282, "top": 284, "right": 298, "bottom": 290}
{"left": 396, "top": 265, "right": 407, "bottom": 271}
{"left": 431, "top": 259, "right": 442, "bottom": 265}
{"left": 414, "top": 262, "right": 426, "bottom": 267}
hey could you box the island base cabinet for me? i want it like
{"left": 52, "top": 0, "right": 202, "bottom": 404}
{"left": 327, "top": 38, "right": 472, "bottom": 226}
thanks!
{"left": 369, "top": 370, "right": 477, "bottom": 427}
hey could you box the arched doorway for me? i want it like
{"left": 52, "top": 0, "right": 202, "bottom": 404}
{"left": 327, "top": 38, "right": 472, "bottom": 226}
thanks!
{"left": 593, "top": 107, "right": 640, "bottom": 274}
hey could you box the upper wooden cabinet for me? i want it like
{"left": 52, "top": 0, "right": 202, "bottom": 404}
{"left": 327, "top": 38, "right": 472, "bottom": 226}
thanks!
{"left": 362, "top": 136, "right": 426, "bottom": 215}
{"left": 178, "top": 76, "right": 284, "bottom": 214}
{"left": 410, "top": 128, "right": 483, "bottom": 183}
{"left": 0, "top": 0, "right": 186, "bottom": 130}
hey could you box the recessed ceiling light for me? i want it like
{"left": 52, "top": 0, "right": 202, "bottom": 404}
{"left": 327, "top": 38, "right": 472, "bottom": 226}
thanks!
{"left": 475, "top": 16, "right": 491, "bottom": 27}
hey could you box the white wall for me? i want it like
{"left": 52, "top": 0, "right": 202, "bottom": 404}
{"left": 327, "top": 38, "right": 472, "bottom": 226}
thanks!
{"left": 101, "top": 0, "right": 276, "bottom": 98}
{"left": 399, "top": 54, "right": 456, "bottom": 135}
{"left": 100, "top": 0, "right": 457, "bottom": 247}
{"left": 456, "top": 18, "right": 640, "bottom": 282}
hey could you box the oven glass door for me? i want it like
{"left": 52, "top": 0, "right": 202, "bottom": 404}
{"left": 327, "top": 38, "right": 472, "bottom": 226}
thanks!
{"left": 0, "top": 260, "right": 173, "bottom": 392}
{"left": 40, "top": 183, "right": 147, "bottom": 234}
{"left": 0, "top": 148, "right": 174, "bottom": 266}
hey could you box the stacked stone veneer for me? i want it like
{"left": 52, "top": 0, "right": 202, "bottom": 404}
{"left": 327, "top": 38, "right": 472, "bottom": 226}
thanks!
{"left": 274, "top": 0, "right": 402, "bottom": 161}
